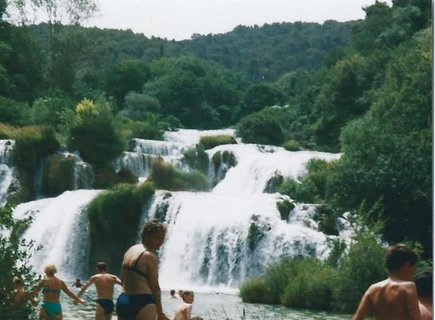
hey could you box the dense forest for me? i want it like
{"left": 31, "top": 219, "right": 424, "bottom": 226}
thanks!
{"left": 0, "top": 0, "right": 432, "bottom": 316}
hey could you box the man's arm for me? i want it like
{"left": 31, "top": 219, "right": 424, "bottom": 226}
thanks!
{"left": 111, "top": 274, "right": 122, "bottom": 286}
{"left": 61, "top": 280, "right": 85, "bottom": 304}
{"left": 406, "top": 283, "right": 421, "bottom": 320}
{"left": 78, "top": 276, "right": 95, "bottom": 297}
{"left": 352, "top": 289, "right": 372, "bottom": 320}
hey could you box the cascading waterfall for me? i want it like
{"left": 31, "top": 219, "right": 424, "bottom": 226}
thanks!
{"left": 10, "top": 129, "right": 345, "bottom": 291}
{"left": 115, "top": 129, "right": 237, "bottom": 180}
{"left": 13, "top": 190, "right": 102, "bottom": 278}
{"left": 146, "top": 140, "right": 342, "bottom": 290}
{"left": 0, "top": 140, "right": 16, "bottom": 207}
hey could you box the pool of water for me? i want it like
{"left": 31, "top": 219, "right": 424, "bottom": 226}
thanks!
{"left": 59, "top": 283, "right": 351, "bottom": 320}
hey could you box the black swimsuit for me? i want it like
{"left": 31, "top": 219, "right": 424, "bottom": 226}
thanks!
{"left": 116, "top": 250, "right": 156, "bottom": 319}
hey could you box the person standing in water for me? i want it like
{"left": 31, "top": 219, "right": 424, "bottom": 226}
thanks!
{"left": 116, "top": 219, "right": 169, "bottom": 320}
{"left": 78, "top": 262, "right": 122, "bottom": 320}
{"left": 33, "top": 264, "right": 85, "bottom": 319}
{"left": 174, "top": 291, "right": 195, "bottom": 320}
{"left": 352, "top": 243, "right": 420, "bottom": 320}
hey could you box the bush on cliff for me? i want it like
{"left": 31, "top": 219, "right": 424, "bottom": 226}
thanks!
{"left": 150, "top": 157, "right": 211, "bottom": 191}
{"left": 87, "top": 182, "right": 154, "bottom": 273}
{"left": 199, "top": 134, "right": 236, "bottom": 149}
{"left": 12, "top": 126, "right": 60, "bottom": 201}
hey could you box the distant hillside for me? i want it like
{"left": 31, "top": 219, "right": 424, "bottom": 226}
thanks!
{"left": 179, "top": 21, "right": 353, "bottom": 81}
{"left": 30, "top": 20, "right": 353, "bottom": 83}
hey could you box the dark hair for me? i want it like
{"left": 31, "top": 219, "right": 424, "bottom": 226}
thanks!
{"left": 415, "top": 271, "right": 432, "bottom": 297}
{"left": 96, "top": 262, "right": 107, "bottom": 271}
{"left": 170, "top": 289, "right": 175, "bottom": 295}
{"left": 141, "top": 219, "right": 166, "bottom": 244}
{"left": 385, "top": 243, "right": 418, "bottom": 272}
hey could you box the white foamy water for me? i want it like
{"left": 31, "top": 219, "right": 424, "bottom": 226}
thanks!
{"left": 6, "top": 128, "right": 345, "bottom": 293}
{"left": 0, "top": 140, "right": 15, "bottom": 207}
{"left": 208, "top": 144, "right": 341, "bottom": 195}
{"left": 13, "top": 190, "right": 102, "bottom": 278}
{"left": 151, "top": 191, "right": 332, "bottom": 291}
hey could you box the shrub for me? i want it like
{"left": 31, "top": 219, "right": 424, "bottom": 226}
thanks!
{"left": 332, "top": 232, "right": 386, "bottom": 312}
{"left": 0, "top": 123, "right": 16, "bottom": 138}
{"left": 276, "top": 200, "right": 295, "bottom": 221}
{"left": 41, "top": 154, "right": 75, "bottom": 197}
{"left": 116, "top": 168, "right": 138, "bottom": 185}
{"left": 199, "top": 135, "right": 236, "bottom": 149}
{"left": 279, "top": 158, "right": 336, "bottom": 203}
{"left": 246, "top": 215, "right": 271, "bottom": 251}
{"left": 281, "top": 258, "right": 334, "bottom": 310}
{"left": 282, "top": 139, "right": 301, "bottom": 151}
{"left": 0, "top": 207, "right": 39, "bottom": 319}
{"left": 314, "top": 205, "right": 338, "bottom": 235}
{"left": 237, "top": 111, "right": 284, "bottom": 146}
{"left": 67, "top": 99, "right": 125, "bottom": 168}
{"left": 183, "top": 146, "right": 209, "bottom": 174}
{"left": 264, "top": 173, "right": 284, "bottom": 193}
{"left": 87, "top": 182, "right": 155, "bottom": 273}
{"left": 150, "top": 157, "right": 211, "bottom": 191}
{"left": 240, "top": 277, "right": 275, "bottom": 304}
{"left": 12, "top": 126, "right": 60, "bottom": 200}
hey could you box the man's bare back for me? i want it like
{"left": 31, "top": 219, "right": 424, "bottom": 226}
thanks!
{"left": 354, "top": 278, "right": 420, "bottom": 320}
{"left": 353, "top": 244, "right": 421, "bottom": 320}
{"left": 78, "top": 262, "right": 122, "bottom": 320}
{"left": 89, "top": 273, "right": 121, "bottom": 299}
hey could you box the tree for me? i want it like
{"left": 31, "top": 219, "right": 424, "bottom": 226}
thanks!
{"left": 326, "top": 28, "right": 432, "bottom": 256}
{"left": 104, "top": 60, "right": 150, "bottom": 108}
{"left": 237, "top": 111, "right": 284, "bottom": 146}
{"left": 0, "top": 207, "right": 39, "bottom": 319}
{"left": 242, "top": 83, "right": 285, "bottom": 115}
{"left": 67, "top": 98, "right": 125, "bottom": 167}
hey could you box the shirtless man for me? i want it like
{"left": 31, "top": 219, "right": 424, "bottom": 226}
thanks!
{"left": 78, "top": 262, "right": 122, "bottom": 320}
{"left": 352, "top": 243, "right": 420, "bottom": 320}
{"left": 415, "top": 271, "right": 432, "bottom": 320}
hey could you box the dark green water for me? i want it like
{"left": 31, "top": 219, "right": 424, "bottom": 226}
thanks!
{"left": 60, "top": 284, "right": 351, "bottom": 320}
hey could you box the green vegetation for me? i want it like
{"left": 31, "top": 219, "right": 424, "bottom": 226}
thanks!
{"left": 183, "top": 146, "right": 209, "bottom": 174}
{"left": 12, "top": 126, "right": 60, "bottom": 201}
{"left": 276, "top": 200, "right": 295, "bottom": 221}
{"left": 87, "top": 182, "right": 154, "bottom": 273}
{"left": 240, "top": 230, "right": 387, "bottom": 312}
{"left": 0, "top": 0, "right": 431, "bottom": 313}
{"left": 279, "top": 158, "right": 336, "bottom": 203}
{"left": 150, "top": 157, "right": 211, "bottom": 191}
{"left": 199, "top": 135, "right": 236, "bottom": 150}
{"left": 237, "top": 111, "right": 285, "bottom": 146}
{"left": 41, "top": 154, "right": 75, "bottom": 197}
{"left": 0, "top": 207, "right": 39, "bottom": 319}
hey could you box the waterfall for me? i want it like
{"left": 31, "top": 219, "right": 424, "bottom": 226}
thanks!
{"left": 138, "top": 132, "right": 342, "bottom": 290}
{"left": 11, "top": 129, "right": 345, "bottom": 291}
{"left": 115, "top": 129, "right": 236, "bottom": 180}
{"left": 13, "top": 190, "right": 102, "bottom": 279}
{"left": 0, "top": 140, "right": 15, "bottom": 207}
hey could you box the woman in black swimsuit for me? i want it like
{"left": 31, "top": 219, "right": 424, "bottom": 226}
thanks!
{"left": 116, "top": 220, "right": 169, "bottom": 320}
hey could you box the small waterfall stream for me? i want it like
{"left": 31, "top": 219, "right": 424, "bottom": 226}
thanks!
{"left": 10, "top": 129, "right": 344, "bottom": 290}
{"left": 0, "top": 140, "right": 15, "bottom": 207}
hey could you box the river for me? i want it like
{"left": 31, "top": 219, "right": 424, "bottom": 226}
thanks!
{"left": 61, "top": 284, "right": 351, "bottom": 320}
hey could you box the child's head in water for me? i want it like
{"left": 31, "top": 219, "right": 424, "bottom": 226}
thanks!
{"left": 182, "top": 291, "right": 194, "bottom": 304}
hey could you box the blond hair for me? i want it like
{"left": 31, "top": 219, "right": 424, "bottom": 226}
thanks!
{"left": 44, "top": 264, "right": 58, "bottom": 275}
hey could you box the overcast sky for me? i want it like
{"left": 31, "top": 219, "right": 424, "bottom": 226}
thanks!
{"left": 82, "top": 0, "right": 392, "bottom": 40}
